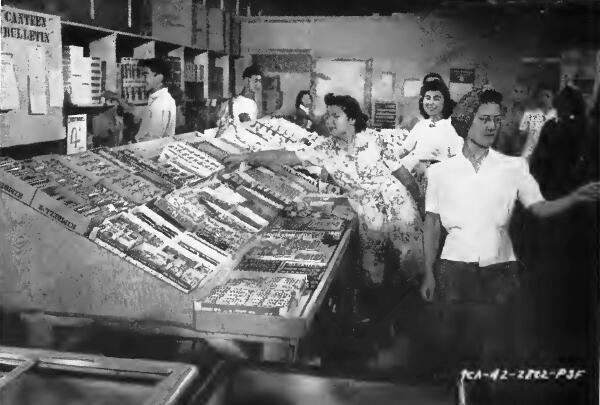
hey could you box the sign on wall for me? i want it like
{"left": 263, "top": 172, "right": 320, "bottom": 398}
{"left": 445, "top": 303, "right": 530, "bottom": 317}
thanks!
{"left": 372, "top": 101, "right": 397, "bottom": 129}
{"left": 66, "top": 115, "right": 87, "bottom": 155}
{"left": 0, "top": 6, "right": 64, "bottom": 147}
{"left": 449, "top": 68, "right": 475, "bottom": 101}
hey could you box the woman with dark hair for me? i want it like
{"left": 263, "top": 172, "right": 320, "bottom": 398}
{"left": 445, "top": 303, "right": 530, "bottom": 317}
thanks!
{"left": 530, "top": 85, "right": 587, "bottom": 199}
{"left": 393, "top": 77, "right": 463, "bottom": 214}
{"left": 225, "top": 93, "right": 423, "bottom": 293}
{"left": 421, "top": 87, "right": 600, "bottom": 394}
{"left": 293, "top": 90, "right": 317, "bottom": 130}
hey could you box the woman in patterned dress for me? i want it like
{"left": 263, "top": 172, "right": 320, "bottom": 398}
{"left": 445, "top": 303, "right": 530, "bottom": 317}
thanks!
{"left": 224, "top": 93, "right": 423, "bottom": 291}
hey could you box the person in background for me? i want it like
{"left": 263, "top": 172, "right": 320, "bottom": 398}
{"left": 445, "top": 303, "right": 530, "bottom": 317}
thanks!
{"left": 224, "top": 93, "right": 424, "bottom": 312}
{"left": 420, "top": 88, "right": 600, "bottom": 390}
{"left": 393, "top": 76, "right": 463, "bottom": 217}
{"left": 104, "top": 58, "right": 176, "bottom": 143}
{"left": 216, "top": 64, "right": 262, "bottom": 135}
{"left": 494, "top": 79, "right": 529, "bottom": 155}
{"left": 530, "top": 85, "right": 587, "bottom": 199}
{"left": 526, "top": 85, "right": 596, "bottom": 362}
{"left": 91, "top": 102, "right": 124, "bottom": 148}
{"left": 294, "top": 90, "right": 318, "bottom": 130}
{"left": 519, "top": 82, "right": 557, "bottom": 161}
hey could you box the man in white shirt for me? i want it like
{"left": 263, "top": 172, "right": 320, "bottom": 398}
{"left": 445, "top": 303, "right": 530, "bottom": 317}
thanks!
{"left": 421, "top": 89, "right": 599, "bottom": 380}
{"left": 216, "top": 64, "right": 261, "bottom": 133}
{"left": 519, "top": 83, "right": 557, "bottom": 160}
{"left": 105, "top": 58, "right": 176, "bottom": 143}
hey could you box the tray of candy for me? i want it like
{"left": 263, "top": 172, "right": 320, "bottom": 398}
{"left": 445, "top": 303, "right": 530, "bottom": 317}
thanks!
{"left": 195, "top": 274, "right": 307, "bottom": 316}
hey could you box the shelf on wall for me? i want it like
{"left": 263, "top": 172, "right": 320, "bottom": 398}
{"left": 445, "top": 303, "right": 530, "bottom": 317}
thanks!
{"left": 62, "top": 21, "right": 206, "bottom": 53}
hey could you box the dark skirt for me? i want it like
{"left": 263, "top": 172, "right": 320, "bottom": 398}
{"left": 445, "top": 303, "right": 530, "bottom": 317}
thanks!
{"left": 434, "top": 260, "right": 522, "bottom": 305}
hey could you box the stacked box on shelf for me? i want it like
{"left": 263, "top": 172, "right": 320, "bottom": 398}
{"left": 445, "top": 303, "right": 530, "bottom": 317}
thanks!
{"left": 80, "top": 57, "right": 93, "bottom": 105}
{"left": 90, "top": 57, "right": 103, "bottom": 105}
{"left": 56, "top": 152, "right": 167, "bottom": 204}
{"left": 196, "top": 274, "right": 306, "bottom": 316}
{"left": 63, "top": 46, "right": 92, "bottom": 105}
{"left": 245, "top": 236, "right": 336, "bottom": 267}
{"left": 163, "top": 57, "right": 182, "bottom": 91}
{"left": 120, "top": 58, "right": 147, "bottom": 104}
{"left": 184, "top": 61, "right": 203, "bottom": 83}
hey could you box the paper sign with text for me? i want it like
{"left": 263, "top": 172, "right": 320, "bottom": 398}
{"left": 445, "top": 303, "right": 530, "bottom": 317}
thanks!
{"left": 67, "top": 114, "right": 87, "bottom": 155}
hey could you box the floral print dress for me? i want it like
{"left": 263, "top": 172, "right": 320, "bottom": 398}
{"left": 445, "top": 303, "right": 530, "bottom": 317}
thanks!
{"left": 295, "top": 129, "right": 423, "bottom": 285}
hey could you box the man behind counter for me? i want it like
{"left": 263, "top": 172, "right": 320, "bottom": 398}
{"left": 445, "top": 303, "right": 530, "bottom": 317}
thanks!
{"left": 104, "top": 58, "right": 176, "bottom": 143}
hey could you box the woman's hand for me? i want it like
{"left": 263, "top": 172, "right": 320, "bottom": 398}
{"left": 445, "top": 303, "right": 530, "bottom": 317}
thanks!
{"left": 572, "top": 181, "right": 600, "bottom": 203}
{"left": 420, "top": 272, "right": 435, "bottom": 302}
{"left": 223, "top": 153, "right": 250, "bottom": 168}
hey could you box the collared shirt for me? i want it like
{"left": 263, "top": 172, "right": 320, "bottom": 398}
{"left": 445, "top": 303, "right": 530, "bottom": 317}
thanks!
{"left": 426, "top": 149, "right": 545, "bottom": 266}
{"left": 231, "top": 95, "right": 258, "bottom": 124}
{"left": 135, "top": 88, "right": 176, "bottom": 143}
{"left": 519, "top": 108, "right": 557, "bottom": 159}
{"left": 389, "top": 118, "right": 464, "bottom": 172}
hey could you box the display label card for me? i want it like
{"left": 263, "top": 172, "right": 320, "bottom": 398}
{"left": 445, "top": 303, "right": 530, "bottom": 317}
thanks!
{"left": 66, "top": 114, "right": 87, "bottom": 155}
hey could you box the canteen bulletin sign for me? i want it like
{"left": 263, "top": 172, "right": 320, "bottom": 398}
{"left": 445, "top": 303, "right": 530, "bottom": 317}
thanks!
{"left": 0, "top": 6, "right": 65, "bottom": 147}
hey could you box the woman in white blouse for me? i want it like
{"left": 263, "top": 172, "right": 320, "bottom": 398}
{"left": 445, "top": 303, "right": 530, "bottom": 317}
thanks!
{"left": 224, "top": 93, "right": 423, "bottom": 292}
{"left": 395, "top": 77, "right": 463, "bottom": 215}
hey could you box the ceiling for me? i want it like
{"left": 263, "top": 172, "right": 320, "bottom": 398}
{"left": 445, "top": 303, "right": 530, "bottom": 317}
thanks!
{"left": 243, "top": 0, "right": 599, "bottom": 16}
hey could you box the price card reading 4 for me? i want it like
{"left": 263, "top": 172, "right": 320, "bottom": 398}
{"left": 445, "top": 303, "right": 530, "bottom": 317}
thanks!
{"left": 67, "top": 114, "right": 87, "bottom": 155}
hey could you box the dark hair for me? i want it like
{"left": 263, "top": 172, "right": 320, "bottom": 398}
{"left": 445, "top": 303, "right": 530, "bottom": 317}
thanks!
{"left": 418, "top": 79, "right": 454, "bottom": 119}
{"left": 554, "top": 86, "right": 585, "bottom": 118}
{"left": 452, "top": 89, "right": 504, "bottom": 138}
{"left": 295, "top": 90, "right": 312, "bottom": 109}
{"left": 242, "top": 64, "right": 262, "bottom": 79}
{"left": 534, "top": 82, "right": 555, "bottom": 97}
{"left": 423, "top": 72, "right": 443, "bottom": 84}
{"left": 139, "top": 58, "right": 170, "bottom": 81}
{"left": 324, "top": 93, "right": 369, "bottom": 133}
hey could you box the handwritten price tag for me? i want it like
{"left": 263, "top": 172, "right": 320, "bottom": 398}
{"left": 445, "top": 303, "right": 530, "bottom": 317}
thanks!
{"left": 67, "top": 114, "right": 87, "bottom": 155}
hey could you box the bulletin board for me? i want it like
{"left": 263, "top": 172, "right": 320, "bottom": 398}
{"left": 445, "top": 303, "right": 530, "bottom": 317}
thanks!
{"left": 0, "top": 7, "right": 65, "bottom": 148}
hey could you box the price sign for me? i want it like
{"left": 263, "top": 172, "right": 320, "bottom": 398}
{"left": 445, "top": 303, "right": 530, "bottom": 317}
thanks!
{"left": 66, "top": 114, "right": 87, "bottom": 155}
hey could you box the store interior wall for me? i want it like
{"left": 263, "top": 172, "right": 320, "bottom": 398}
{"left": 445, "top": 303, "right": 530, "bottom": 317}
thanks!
{"left": 241, "top": 11, "right": 599, "bottom": 125}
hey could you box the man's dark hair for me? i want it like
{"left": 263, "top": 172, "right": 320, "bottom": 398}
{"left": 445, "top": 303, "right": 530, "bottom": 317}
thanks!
{"left": 139, "top": 58, "right": 170, "bottom": 81}
{"left": 324, "top": 93, "right": 369, "bottom": 133}
{"left": 295, "top": 90, "right": 312, "bottom": 109}
{"left": 242, "top": 64, "right": 262, "bottom": 79}
{"left": 418, "top": 79, "right": 455, "bottom": 119}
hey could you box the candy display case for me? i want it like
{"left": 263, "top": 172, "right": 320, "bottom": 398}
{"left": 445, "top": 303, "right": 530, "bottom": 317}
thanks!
{"left": 0, "top": 123, "right": 356, "bottom": 362}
